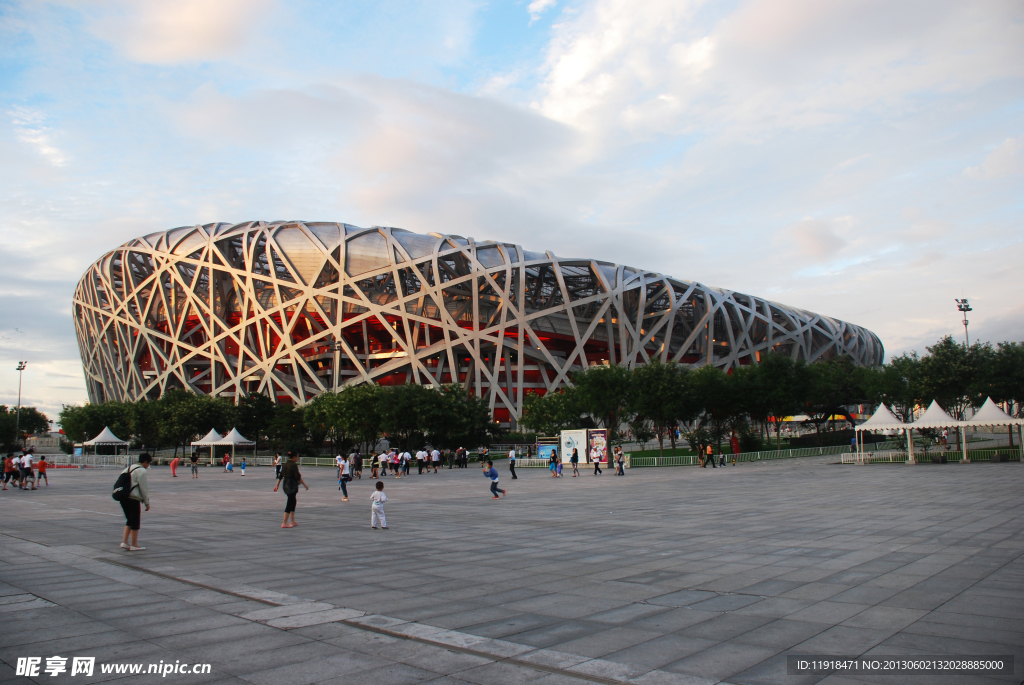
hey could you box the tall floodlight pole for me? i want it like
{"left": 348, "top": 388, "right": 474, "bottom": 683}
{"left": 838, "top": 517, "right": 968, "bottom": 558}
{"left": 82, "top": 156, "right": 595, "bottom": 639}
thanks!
{"left": 955, "top": 299, "right": 972, "bottom": 347}
{"left": 15, "top": 361, "right": 27, "bottom": 448}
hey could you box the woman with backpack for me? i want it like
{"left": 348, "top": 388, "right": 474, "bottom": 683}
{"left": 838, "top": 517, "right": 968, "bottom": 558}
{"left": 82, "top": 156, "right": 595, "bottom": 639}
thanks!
{"left": 273, "top": 452, "right": 308, "bottom": 528}
{"left": 117, "top": 453, "right": 152, "bottom": 551}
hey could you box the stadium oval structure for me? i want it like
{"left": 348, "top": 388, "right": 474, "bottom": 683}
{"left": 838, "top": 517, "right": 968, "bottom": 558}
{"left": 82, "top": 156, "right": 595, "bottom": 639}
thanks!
{"left": 73, "top": 221, "right": 884, "bottom": 424}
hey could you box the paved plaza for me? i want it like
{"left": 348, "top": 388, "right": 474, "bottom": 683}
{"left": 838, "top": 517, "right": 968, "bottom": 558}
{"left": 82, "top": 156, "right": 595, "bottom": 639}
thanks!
{"left": 1, "top": 457, "right": 1022, "bottom": 685}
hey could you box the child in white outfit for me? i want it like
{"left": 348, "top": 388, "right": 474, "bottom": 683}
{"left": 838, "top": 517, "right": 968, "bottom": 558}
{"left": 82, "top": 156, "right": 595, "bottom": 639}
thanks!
{"left": 370, "top": 481, "right": 388, "bottom": 529}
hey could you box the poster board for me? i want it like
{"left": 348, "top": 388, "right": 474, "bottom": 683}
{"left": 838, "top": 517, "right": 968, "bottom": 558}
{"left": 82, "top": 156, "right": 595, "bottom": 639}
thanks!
{"left": 537, "top": 444, "right": 559, "bottom": 462}
{"left": 588, "top": 428, "right": 609, "bottom": 463}
{"left": 560, "top": 429, "right": 587, "bottom": 463}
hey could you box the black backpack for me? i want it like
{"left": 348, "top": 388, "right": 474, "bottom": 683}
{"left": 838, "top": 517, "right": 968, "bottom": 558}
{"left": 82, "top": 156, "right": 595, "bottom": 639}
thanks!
{"left": 112, "top": 465, "right": 138, "bottom": 502}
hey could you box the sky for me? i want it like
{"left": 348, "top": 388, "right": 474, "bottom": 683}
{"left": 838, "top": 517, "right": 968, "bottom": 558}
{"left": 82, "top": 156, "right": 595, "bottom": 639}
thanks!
{"left": 1, "top": 0, "right": 1022, "bottom": 421}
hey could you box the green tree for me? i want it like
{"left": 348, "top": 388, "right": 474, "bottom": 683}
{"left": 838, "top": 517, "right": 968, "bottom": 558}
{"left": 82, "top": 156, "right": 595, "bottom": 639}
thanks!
{"left": 377, "top": 384, "right": 433, "bottom": 450}
{"left": 689, "top": 364, "right": 742, "bottom": 453}
{"left": 234, "top": 393, "right": 276, "bottom": 451}
{"left": 0, "top": 406, "right": 49, "bottom": 450}
{"left": 804, "top": 356, "right": 867, "bottom": 444}
{"left": 987, "top": 342, "right": 1024, "bottom": 447}
{"left": 570, "top": 364, "right": 633, "bottom": 441}
{"left": 744, "top": 354, "right": 810, "bottom": 449}
{"left": 628, "top": 360, "right": 690, "bottom": 456}
{"left": 267, "top": 403, "right": 307, "bottom": 454}
{"left": 519, "top": 388, "right": 583, "bottom": 436}
{"left": 864, "top": 353, "right": 921, "bottom": 423}
{"left": 339, "top": 384, "right": 382, "bottom": 453}
{"left": 58, "top": 402, "right": 132, "bottom": 445}
{"left": 130, "top": 399, "right": 165, "bottom": 450}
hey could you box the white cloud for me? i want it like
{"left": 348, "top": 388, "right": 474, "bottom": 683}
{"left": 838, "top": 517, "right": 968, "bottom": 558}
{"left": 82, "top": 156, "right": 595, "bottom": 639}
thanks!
{"left": 964, "top": 138, "right": 1024, "bottom": 180}
{"left": 86, "top": 0, "right": 275, "bottom": 64}
{"left": 528, "top": 0, "right": 557, "bottom": 24}
{"left": 8, "top": 107, "right": 68, "bottom": 166}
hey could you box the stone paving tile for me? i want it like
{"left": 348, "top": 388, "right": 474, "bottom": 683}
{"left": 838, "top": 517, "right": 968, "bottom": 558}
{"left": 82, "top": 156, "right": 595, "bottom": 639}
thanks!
{"left": 2, "top": 460, "right": 1023, "bottom": 684}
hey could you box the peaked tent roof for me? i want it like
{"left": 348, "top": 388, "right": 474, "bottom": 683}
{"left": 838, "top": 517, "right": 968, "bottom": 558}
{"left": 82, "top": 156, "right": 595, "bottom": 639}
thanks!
{"left": 856, "top": 403, "right": 906, "bottom": 432}
{"left": 214, "top": 428, "right": 255, "bottom": 445}
{"left": 191, "top": 429, "right": 223, "bottom": 446}
{"left": 83, "top": 426, "right": 128, "bottom": 445}
{"left": 910, "top": 400, "right": 962, "bottom": 429}
{"left": 965, "top": 397, "right": 1024, "bottom": 426}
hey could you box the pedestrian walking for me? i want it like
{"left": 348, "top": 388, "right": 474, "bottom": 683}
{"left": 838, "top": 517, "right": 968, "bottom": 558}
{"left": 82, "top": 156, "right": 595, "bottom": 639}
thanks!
{"left": 273, "top": 453, "right": 282, "bottom": 479}
{"left": 482, "top": 460, "right": 506, "bottom": 499}
{"left": 431, "top": 448, "right": 440, "bottom": 473}
{"left": 402, "top": 450, "right": 411, "bottom": 477}
{"left": 615, "top": 447, "right": 625, "bottom": 475}
{"left": 336, "top": 453, "right": 346, "bottom": 481}
{"left": 508, "top": 447, "right": 518, "bottom": 479}
{"left": 36, "top": 456, "right": 49, "bottom": 486}
{"left": 2, "top": 454, "right": 16, "bottom": 490}
{"left": 169, "top": 456, "right": 179, "bottom": 477}
{"left": 21, "top": 451, "right": 36, "bottom": 489}
{"left": 273, "top": 452, "right": 308, "bottom": 528}
{"left": 118, "top": 453, "right": 152, "bottom": 551}
{"left": 371, "top": 452, "right": 380, "bottom": 479}
{"left": 370, "top": 480, "right": 388, "bottom": 529}
{"left": 701, "top": 444, "right": 717, "bottom": 468}
{"left": 549, "top": 449, "right": 558, "bottom": 477}
{"left": 591, "top": 446, "right": 602, "bottom": 475}
{"left": 190, "top": 453, "right": 199, "bottom": 478}
{"left": 352, "top": 452, "right": 362, "bottom": 479}
{"left": 338, "top": 455, "right": 351, "bottom": 501}
{"left": 240, "top": 457, "right": 246, "bottom": 476}
{"left": 570, "top": 448, "right": 579, "bottom": 476}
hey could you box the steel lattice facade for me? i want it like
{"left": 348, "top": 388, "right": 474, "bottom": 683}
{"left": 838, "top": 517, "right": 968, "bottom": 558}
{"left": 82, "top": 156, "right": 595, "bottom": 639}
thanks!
{"left": 74, "top": 221, "right": 884, "bottom": 424}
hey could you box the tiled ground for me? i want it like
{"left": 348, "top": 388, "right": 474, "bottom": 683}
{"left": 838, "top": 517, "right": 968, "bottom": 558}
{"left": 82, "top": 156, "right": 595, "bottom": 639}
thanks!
{"left": 0, "top": 457, "right": 1022, "bottom": 684}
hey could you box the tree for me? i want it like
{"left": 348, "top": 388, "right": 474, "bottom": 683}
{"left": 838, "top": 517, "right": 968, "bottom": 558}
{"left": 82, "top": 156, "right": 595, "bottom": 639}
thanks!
{"left": 235, "top": 393, "right": 276, "bottom": 451}
{"left": 339, "top": 384, "right": 382, "bottom": 453}
{"left": 130, "top": 400, "right": 165, "bottom": 450}
{"left": 744, "top": 354, "right": 811, "bottom": 449}
{"left": 628, "top": 360, "right": 691, "bottom": 457}
{"left": 58, "top": 402, "right": 132, "bottom": 445}
{"left": 689, "top": 365, "right": 742, "bottom": 453}
{"left": 571, "top": 364, "right": 633, "bottom": 441}
{"left": 519, "top": 388, "right": 583, "bottom": 436}
{"left": 0, "top": 406, "right": 49, "bottom": 450}
{"left": 377, "top": 384, "right": 434, "bottom": 450}
{"left": 864, "top": 353, "right": 921, "bottom": 423}
{"left": 267, "top": 403, "right": 308, "bottom": 454}
{"left": 804, "top": 356, "right": 867, "bottom": 444}
{"left": 304, "top": 392, "right": 341, "bottom": 452}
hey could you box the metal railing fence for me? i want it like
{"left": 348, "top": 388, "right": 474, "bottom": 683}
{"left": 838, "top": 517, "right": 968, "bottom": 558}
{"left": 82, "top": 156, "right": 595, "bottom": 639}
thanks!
{"left": 842, "top": 448, "right": 1022, "bottom": 464}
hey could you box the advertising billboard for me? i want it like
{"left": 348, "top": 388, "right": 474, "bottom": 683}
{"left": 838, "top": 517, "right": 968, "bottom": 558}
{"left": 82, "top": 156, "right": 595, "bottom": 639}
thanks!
{"left": 560, "top": 429, "right": 587, "bottom": 463}
{"left": 588, "top": 428, "right": 608, "bottom": 463}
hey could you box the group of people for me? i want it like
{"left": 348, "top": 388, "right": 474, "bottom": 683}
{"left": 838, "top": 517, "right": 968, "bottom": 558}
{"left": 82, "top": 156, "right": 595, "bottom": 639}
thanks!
{"left": 546, "top": 445, "right": 626, "bottom": 477}
{"left": 3, "top": 450, "right": 48, "bottom": 490}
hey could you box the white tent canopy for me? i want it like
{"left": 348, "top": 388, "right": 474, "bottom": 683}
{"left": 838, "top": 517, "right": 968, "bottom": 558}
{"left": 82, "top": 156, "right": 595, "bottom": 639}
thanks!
{"left": 214, "top": 428, "right": 254, "bottom": 445}
{"left": 191, "top": 429, "right": 223, "bottom": 446}
{"left": 911, "top": 400, "right": 962, "bottom": 429}
{"left": 855, "top": 403, "right": 905, "bottom": 432}
{"left": 966, "top": 397, "right": 1024, "bottom": 426}
{"left": 83, "top": 426, "right": 128, "bottom": 445}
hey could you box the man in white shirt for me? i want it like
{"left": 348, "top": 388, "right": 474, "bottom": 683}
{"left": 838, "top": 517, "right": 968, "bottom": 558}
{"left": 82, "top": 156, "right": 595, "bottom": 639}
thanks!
{"left": 508, "top": 447, "right": 517, "bottom": 479}
{"left": 416, "top": 449, "right": 426, "bottom": 474}
{"left": 431, "top": 448, "right": 440, "bottom": 473}
{"left": 590, "top": 447, "right": 602, "bottom": 475}
{"left": 21, "top": 452, "right": 36, "bottom": 490}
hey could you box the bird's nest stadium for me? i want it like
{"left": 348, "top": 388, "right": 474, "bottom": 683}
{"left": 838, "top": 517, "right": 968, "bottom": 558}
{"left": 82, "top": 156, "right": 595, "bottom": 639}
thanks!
{"left": 73, "top": 221, "right": 883, "bottom": 425}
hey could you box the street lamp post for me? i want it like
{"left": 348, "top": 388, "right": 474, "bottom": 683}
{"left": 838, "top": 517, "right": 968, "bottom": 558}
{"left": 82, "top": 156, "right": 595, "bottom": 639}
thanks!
{"left": 15, "top": 361, "right": 27, "bottom": 449}
{"left": 955, "top": 299, "right": 972, "bottom": 347}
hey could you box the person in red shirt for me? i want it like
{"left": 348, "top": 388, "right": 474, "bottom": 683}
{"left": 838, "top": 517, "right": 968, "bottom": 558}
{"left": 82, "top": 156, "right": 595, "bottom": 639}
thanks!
{"left": 36, "top": 456, "right": 49, "bottom": 486}
{"left": 2, "top": 454, "right": 16, "bottom": 490}
{"left": 169, "top": 456, "right": 179, "bottom": 477}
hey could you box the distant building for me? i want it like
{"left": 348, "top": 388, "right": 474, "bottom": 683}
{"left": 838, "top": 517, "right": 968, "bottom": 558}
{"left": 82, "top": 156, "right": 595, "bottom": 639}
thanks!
{"left": 74, "top": 222, "right": 883, "bottom": 427}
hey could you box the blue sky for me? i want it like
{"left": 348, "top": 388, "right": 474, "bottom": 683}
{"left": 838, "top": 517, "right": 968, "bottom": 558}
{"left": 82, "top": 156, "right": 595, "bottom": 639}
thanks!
{"left": 1, "top": 0, "right": 1022, "bottom": 419}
